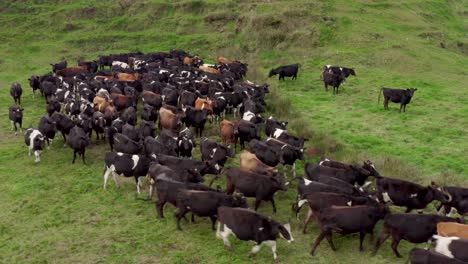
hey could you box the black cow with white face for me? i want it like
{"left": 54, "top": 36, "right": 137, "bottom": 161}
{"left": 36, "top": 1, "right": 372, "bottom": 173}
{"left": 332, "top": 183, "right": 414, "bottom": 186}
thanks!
{"left": 379, "top": 87, "right": 418, "bottom": 113}
{"left": 103, "top": 152, "right": 151, "bottom": 194}
{"left": 216, "top": 207, "right": 294, "bottom": 260}
{"left": 9, "top": 105, "right": 23, "bottom": 135}
{"left": 24, "top": 128, "right": 45, "bottom": 163}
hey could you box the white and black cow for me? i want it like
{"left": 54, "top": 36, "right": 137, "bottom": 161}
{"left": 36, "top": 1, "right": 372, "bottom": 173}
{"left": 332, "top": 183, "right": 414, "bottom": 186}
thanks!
{"left": 103, "top": 152, "right": 151, "bottom": 194}
{"left": 272, "top": 128, "right": 308, "bottom": 149}
{"left": 265, "top": 116, "right": 288, "bottom": 137}
{"left": 409, "top": 248, "right": 465, "bottom": 264}
{"left": 216, "top": 207, "right": 294, "bottom": 260}
{"left": 9, "top": 105, "right": 23, "bottom": 135}
{"left": 24, "top": 128, "right": 45, "bottom": 163}
{"left": 432, "top": 235, "right": 468, "bottom": 262}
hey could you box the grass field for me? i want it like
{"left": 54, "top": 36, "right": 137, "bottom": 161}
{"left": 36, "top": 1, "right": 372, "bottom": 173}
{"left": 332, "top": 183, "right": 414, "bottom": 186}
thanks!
{"left": 0, "top": 0, "right": 466, "bottom": 263}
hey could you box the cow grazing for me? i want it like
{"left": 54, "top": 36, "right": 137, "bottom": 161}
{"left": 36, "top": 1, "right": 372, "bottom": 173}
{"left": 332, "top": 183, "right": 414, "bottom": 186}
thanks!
{"left": 226, "top": 168, "right": 287, "bottom": 212}
{"left": 409, "top": 248, "right": 465, "bottom": 264}
{"left": 268, "top": 64, "right": 299, "bottom": 81}
{"left": 50, "top": 60, "right": 67, "bottom": 73}
{"left": 10, "top": 82, "right": 23, "bottom": 105}
{"left": 374, "top": 213, "right": 464, "bottom": 258}
{"left": 175, "top": 190, "right": 248, "bottom": 231}
{"left": 438, "top": 186, "right": 468, "bottom": 217}
{"left": 9, "top": 105, "right": 23, "bottom": 135}
{"left": 67, "top": 126, "right": 91, "bottom": 164}
{"left": 103, "top": 152, "right": 151, "bottom": 194}
{"left": 216, "top": 207, "right": 293, "bottom": 260}
{"left": 375, "top": 177, "right": 452, "bottom": 213}
{"left": 310, "top": 205, "right": 389, "bottom": 255}
{"left": 432, "top": 235, "right": 468, "bottom": 262}
{"left": 24, "top": 128, "right": 45, "bottom": 163}
{"left": 265, "top": 116, "right": 288, "bottom": 137}
{"left": 437, "top": 222, "right": 468, "bottom": 239}
{"left": 220, "top": 120, "right": 238, "bottom": 147}
{"left": 379, "top": 87, "right": 417, "bottom": 113}
{"left": 240, "top": 151, "right": 277, "bottom": 176}
{"left": 113, "top": 133, "right": 142, "bottom": 155}
{"left": 322, "top": 70, "right": 345, "bottom": 94}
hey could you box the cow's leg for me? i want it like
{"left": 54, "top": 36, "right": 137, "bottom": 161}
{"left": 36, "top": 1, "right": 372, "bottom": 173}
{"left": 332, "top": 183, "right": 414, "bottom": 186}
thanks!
{"left": 324, "top": 228, "right": 336, "bottom": 251}
{"left": 72, "top": 150, "right": 77, "bottom": 164}
{"left": 270, "top": 198, "right": 277, "bottom": 213}
{"left": 175, "top": 206, "right": 188, "bottom": 231}
{"left": 136, "top": 176, "right": 143, "bottom": 195}
{"left": 359, "top": 231, "right": 366, "bottom": 251}
{"left": 399, "top": 104, "right": 403, "bottom": 113}
{"left": 82, "top": 150, "right": 86, "bottom": 165}
{"left": 303, "top": 208, "right": 314, "bottom": 234}
{"left": 384, "top": 98, "right": 389, "bottom": 110}
{"left": 254, "top": 199, "right": 262, "bottom": 211}
{"left": 404, "top": 207, "right": 413, "bottom": 213}
{"left": 390, "top": 237, "right": 402, "bottom": 258}
{"left": 103, "top": 167, "right": 111, "bottom": 190}
{"left": 218, "top": 224, "right": 233, "bottom": 250}
{"left": 292, "top": 162, "right": 296, "bottom": 177}
{"left": 28, "top": 147, "right": 32, "bottom": 156}
{"left": 209, "top": 216, "right": 217, "bottom": 231}
{"left": 156, "top": 198, "right": 165, "bottom": 218}
{"left": 111, "top": 171, "right": 120, "bottom": 188}
{"left": 10, "top": 120, "right": 14, "bottom": 131}
{"left": 373, "top": 230, "right": 390, "bottom": 256}
{"left": 311, "top": 230, "right": 327, "bottom": 255}
{"left": 248, "top": 242, "right": 263, "bottom": 257}
{"left": 265, "top": 240, "right": 278, "bottom": 260}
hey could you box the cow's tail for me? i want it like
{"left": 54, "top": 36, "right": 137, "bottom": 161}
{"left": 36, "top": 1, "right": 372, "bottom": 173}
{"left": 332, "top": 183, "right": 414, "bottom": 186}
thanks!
{"left": 378, "top": 87, "right": 384, "bottom": 104}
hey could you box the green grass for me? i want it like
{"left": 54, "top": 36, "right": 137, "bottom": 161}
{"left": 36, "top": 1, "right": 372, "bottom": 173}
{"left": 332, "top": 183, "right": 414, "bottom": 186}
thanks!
{"left": 0, "top": 0, "right": 466, "bottom": 263}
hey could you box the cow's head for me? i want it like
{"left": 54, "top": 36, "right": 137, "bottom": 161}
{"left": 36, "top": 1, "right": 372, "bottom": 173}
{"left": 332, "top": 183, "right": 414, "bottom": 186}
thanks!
{"left": 362, "top": 160, "right": 380, "bottom": 177}
{"left": 187, "top": 168, "right": 203, "bottom": 183}
{"left": 406, "top": 88, "right": 417, "bottom": 97}
{"left": 268, "top": 69, "right": 277, "bottom": 77}
{"left": 278, "top": 219, "right": 294, "bottom": 243}
{"left": 429, "top": 181, "right": 452, "bottom": 203}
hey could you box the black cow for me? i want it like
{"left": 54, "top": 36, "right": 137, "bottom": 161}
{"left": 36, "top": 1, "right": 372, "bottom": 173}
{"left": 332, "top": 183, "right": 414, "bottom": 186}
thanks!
{"left": 50, "top": 60, "right": 67, "bottom": 73}
{"left": 379, "top": 87, "right": 418, "bottom": 113}
{"left": 143, "top": 136, "right": 178, "bottom": 157}
{"left": 183, "top": 107, "right": 209, "bottom": 137}
{"left": 103, "top": 152, "right": 151, "bottom": 194}
{"left": 175, "top": 190, "right": 248, "bottom": 230}
{"left": 438, "top": 186, "right": 468, "bottom": 217}
{"left": 46, "top": 98, "right": 61, "bottom": 116}
{"left": 324, "top": 65, "right": 356, "bottom": 79}
{"left": 40, "top": 81, "right": 57, "bottom": 103}
{"left": 78, "top": 60, "right": 98, "bottom": 73}
{"left": 216, "top": 207, "right": 293, "bottom": 260}
{"left": 38, "top": 115, "right": 57, "bottom": 148}
{"left": 159, "top": 129, "right": 179, "bottom": 155}
{"left": 148, "top": 163, "right": 202, "bottom": 188}
{"left": 141, "top": 104, "right": 158, "bottom": 122}
{"left": 76, "top": 113, "right": 93, "bottom": 138}
{"left": 375, "top": 177, "right": 452, "bottom": 213}
{"left": 248, "top": 139, "right": 280, "bottom": 167}
{"left": 122, "top": 123, "right": 140, "bottom": 142}
{"left": 121, "top": 106, "right": 137, "bottom": 126}
{"left": 310, "top": 205, "right": 389, "bottom": 255}
{"left": 268, "top": 64, "right": 299, "bottom": 81}
{"left": 303, "top": 172, "right": 365, "bottom": 197}
{"left": 296, "top": 177, "right": 360, "bottom": 198}
{"left": 113, "top": 133, "right": 142, "bottom": 155}
{"left": 9, "top": 105, "right": 23, "bottom": 135}
{"left": 157, "top": 154, "right": 221, "bottom": 176}
{"left": 200, "top": 137, "right": 234, "bottom": 167}
{"left": 265, "top": 116, "right": 288, "bottom": 137}
{"left": 305, "top": 163, "right": 371, "bottom": 186}
{"left": 272, "top": 128, "right": 308, "bottom": 149}
{"left": 24, "top": 128, "right": 45, "bottom": 163}
{"left": 106, "top": 119, "right": 123, "bottom": 151}
{"left": 237, "top": 120, "right": 261, "bottom": 149}
{"left": 92, "top": 111, "right": 106, "bottom": 140}
{"left": 51, "top": 112, "right": 75, "bottom": 143}
{"left": 67, "top": 126, "right": 91, "bottom": 164}
{"left": 374, "top": 213, "right": 464, "bottom": 258}
{"left": 409, "top": 248, "right": 465, "bottom": 264}
{"left": 10, "top": 82, "right": 23, "bottom": 105}
{"left": 322, "top": 70, "right": 345, "bottom": 94}
{"left": 140, "top": 120, "right": 156, "bottom": 138}
{"left": 432, "top": 235, "right": 468, "bottom": 262}
{"left": 180, "top": 90, "right": 197, "bottom": 107}
{"left": 28, "top": 75, "right": 41, "bottom": 97}
{"left": 265, "top": 138, "right": 304, "bottom": 176}
{"left": 226, "top": 168, "right": 288, "bottom": 212}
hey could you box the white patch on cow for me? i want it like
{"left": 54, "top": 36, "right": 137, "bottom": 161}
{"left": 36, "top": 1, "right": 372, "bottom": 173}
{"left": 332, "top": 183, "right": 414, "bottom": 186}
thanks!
{"left": 210, "top": 148, "right": 217, "bottom": 159}
{"left": 273, "top": 129, "right": 285, "bottom": 139}
{"left": 29, "top": 129, "right": 42, "bottom": 151}
{"left": 216, "top": 224, "right": 235, "bottom": 248}
{"left": 362, "top": 181, "right": 372, "bottom": 188}
{"left": 283, "top": 223, "right": 293, "bottom": 242}
{"left": 159, "top": 69, "right": 169, "bottom": 74}
{"left": 410, "top": 193, "right": 418, "bottom": 198}
{"left": 281, "top": 144, "right": 288, "bottom": 150}
{"left": 303, "top": 178, "right": 313, "bottom": 186}
{"left": 117, "top": 152, "right": 124, "bottom": 156}
{"left": 297, "top": 199, "right": 308, "bottom": 208}
{"left": 433, "top": 235, "right": 458, "bottom": 259}
{"left": 131, "top": 155, "right": 140, "bottom": 170}
{"left": 218, "top": 96, "right": 225, "bottom": 101}
{"left": 347, "top": 201, "right": 353, "bottom": 206}
{"left": 325, "top": 65, "right": 331, "bottom": 68}
{"left": 447, "top": 207, "right": 457, "bottom": 217}
{"left": 202, "top": 63, "right": 215, "bottom": 67}
{"left": 258, "top": 227, "right": 264, "bottom": 231}
{"left": 382, "top": 192, "right": 393, "bottom": 203}
{"left": 34, "top": 150, "right": 42, "bottom": 163}
{"left": 243, "top": 111, "right": 255, "bottom": 121}
{"left": 339, "top": 67, "right": 343, "bottom": 71}
{"left": 215, "top": 164, "right": 221, "bottom": 171}
{"left": 265, "top": 240, "right": 278, "bottom": 259}
{"left": 178, "top": 140, "right": 182, "bottom": 147}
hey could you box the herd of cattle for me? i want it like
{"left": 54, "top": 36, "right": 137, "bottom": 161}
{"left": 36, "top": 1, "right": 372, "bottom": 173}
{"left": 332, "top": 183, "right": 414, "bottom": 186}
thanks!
{"left": 7, "top": 49, "right": 467, "bottom": 262}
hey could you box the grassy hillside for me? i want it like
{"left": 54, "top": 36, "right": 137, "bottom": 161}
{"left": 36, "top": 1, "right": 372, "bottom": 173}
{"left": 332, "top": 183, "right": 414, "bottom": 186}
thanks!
{"left": 0, "top": 0, "right": 466, "bottom": 263}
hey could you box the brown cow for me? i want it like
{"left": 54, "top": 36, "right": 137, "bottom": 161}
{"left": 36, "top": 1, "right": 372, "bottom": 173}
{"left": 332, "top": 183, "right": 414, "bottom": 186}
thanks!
{"left": 159, "top": 107, "right": 183, "bottom": 131}
{"left": 111, "top": 93, "right": 136, "bottom": 111}
{"left": 437, "top": 222, "right": 468, "bottom": 239}
{"left": 220, "top": 120, "right": 238, "bottom": 147}
{"left": 216, "top": 56, "right": 240, "bottom": 65}
{"left": 95, "top": 75, "right": 115, "bottom": 81}
{"left": 183, "top": 56, "right": 202, "bottom": 67}
{"left": 55, "top": 66, "right": 88, "bottom": 77}
{"left": 141, "top": 90, "right": 163, "bottom": 109}
{"left": 199, "top": 65, "right": 220, "bottom": 74}
{"left": 115, "top": 72, "right": 140, "bottom": 81}
{"left": 93, "top": 96, "right": 113, "bottom": 113}
{"left": 103, "top": 104, "right": 118, "bottom": 125}
{"left": 240, "top": 151, "right": 277, "bottom": 176}
{"left": 195, "top": 98, "right": 213, "bottom": 116}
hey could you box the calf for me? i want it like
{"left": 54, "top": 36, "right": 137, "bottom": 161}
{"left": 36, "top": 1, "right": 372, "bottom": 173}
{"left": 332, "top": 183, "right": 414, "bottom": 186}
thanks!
{"left": 311, "top": 205, "right": 389, "bottom": 255}
{"left": 226, "top": 168, "right": 287, "bottom": 212}
{"left": 409, "top": 248, "right": 465, "bottom": 264}
{"left": 268, "top": 64, "right": 299, "bottom": 81}
{"left": 103, "top": 152, "right": 151, "bottom": 194}
{"left": 265, "top": 116, "right": 288, "bottom": 137}
{"left": 379, "top": 87, "right": 417, "bottom": 113}
{"left": 216, "top": 207, "right": 293, "bottom": 260}
{"left": 220, "top": 120, "right": 238, "bottom": 147}
{"left": 24, "top": 128, "right": 45, "bottom": 163}
{"left": 374, "top": 213, "right": 464, "bottom": 257}
{"left": 438, "top": 186, "right": 468, "bottom": 217}
{"left": 432, "top": 235, "right": 468, "bottom": 262}
{"left": 375, "top": 177, "right": 452, "bottom": 213}
{"left": 67, "top": 126, "right": 91, "bottom": 164}
{"left": 10, "top": 82, "right": 23, "bottom": 105}
{"left": 437, "top": 222, "right": 468, "bottom": 239}
{"left": 240, "top": 151, "right": 277, "bottom": 176}
{"left": 113, "top": 133, "right": 142, "bottom": 155}
{"left": 175, "top": 190, "right": 248, "bottom": 231}
{"left": 9, "top": 105, "right": 23, "bottom": 135}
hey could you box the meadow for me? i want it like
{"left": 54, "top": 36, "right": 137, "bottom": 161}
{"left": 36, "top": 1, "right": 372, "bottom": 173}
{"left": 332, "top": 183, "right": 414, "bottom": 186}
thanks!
{"left": 0, "top": 0, "right": 466, "bottom": 263}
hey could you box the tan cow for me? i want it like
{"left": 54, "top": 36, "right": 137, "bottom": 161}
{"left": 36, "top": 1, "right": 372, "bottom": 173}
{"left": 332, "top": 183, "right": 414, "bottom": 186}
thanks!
{"left": 220, "top": 120, "right": 238, "bottom": 148}
{"left": 199, "top": 65, "right": 220, "bottom": 74}
{"left": 240, "top": 151, "right": 277, "bottom": 176}
{"left": 115, "top": 72, "right": 141, "bottom": 81}
{"left": 216, "top": 56, "right": 240, "bottom": 65}
{"left": 437, "top": 222, "right": 468, "bottom": 239}
{"left": 93, "top": 96, "right": 113, "bottom": 113}
{"left": 159, "top": 107, "right": 183, "bottom": 131}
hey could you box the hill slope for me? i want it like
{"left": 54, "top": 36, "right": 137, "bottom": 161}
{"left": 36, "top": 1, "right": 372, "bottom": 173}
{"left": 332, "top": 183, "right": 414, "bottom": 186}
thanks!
{"left": 0, "top": 1, "right": 466, "bottom": 263}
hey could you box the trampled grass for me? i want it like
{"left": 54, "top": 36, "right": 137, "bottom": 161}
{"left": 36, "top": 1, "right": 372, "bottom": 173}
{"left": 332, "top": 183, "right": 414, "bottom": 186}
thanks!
{"left": 0, "top": 0, "right": 466, "bottom": 263}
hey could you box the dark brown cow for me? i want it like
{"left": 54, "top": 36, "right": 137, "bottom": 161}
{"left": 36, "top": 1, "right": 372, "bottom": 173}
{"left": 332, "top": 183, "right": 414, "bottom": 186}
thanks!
{"left": 55, "top": 66, "right": 88, "bottom": 77}
{"left": 378, "top": 87, "right": 418, "bottom": 113}
{"left": 220, "top": 120, "right": 238, "bottom": 147}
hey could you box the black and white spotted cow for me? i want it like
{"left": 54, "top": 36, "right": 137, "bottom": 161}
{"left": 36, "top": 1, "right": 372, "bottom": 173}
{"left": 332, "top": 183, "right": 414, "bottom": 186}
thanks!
{"left": 103, "top": 152, "right": 151, "bottom": 194}
{"left": 24, "top": 128, "right": 45, "bottom": 163}
{"left": 432, "top": 235, "right": 468, "bottom": 262}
